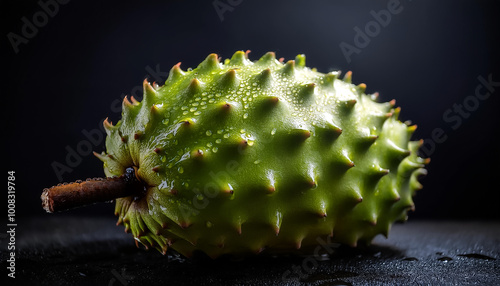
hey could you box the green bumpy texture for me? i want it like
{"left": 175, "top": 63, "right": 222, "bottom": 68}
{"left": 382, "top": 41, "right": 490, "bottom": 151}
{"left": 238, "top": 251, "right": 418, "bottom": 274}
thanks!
{"left": 96, "top": 51, "right": 428, "bottom": 258}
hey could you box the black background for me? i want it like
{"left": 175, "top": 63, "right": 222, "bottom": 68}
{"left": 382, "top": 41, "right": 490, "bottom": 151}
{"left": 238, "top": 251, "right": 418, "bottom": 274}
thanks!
{"left": 3, "top": 0, "right": 500, "bottom": 221}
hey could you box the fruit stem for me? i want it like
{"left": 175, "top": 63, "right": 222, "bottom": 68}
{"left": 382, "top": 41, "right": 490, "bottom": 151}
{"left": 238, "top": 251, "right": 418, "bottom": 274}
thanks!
{"left": 41, "top": 167, "right": 144, "bottom": 213}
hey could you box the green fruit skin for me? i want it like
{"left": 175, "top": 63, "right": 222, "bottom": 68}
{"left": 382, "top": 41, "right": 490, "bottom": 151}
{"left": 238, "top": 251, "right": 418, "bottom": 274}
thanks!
{"left": 96, "top": 51, "right": 428, "bottom": 258}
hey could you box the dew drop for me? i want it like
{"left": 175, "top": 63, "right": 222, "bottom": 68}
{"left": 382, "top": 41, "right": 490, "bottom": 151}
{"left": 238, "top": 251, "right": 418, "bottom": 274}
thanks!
{"left": 458, "top": 253, "right": 496, "bottom": 260}
{"left": 178, "top": 167, "right": 184, "bottom": 174}
{"left": 162, "top": 119, "right": 170, "bottom": 125}
{"left": 243, "top": 113, "right": 248, "bottom": 119}
{"left": 212, "top": 147, "right": 218, "bottom": 153}
{"left": 206, "top": 130, "right": 212, "bottom": 136}
{"left": 403, "top": 257, "right": 419, "bottom": 261}
{"left": 437, "top": 256, "right": 453, "bottom": 262}
{"left": 223, "top": 133, "right": 230, "bottom": 138}
{"left": 152, "top": 193, "right": 159, "bottom": 201}
{"left": 194, "top": 111, "right": 201, "bottom": 115}
{"left": 216, "top": 139, "right": 222, "bottom": 144}
{"left": 271, "top": 128, "right": 276, "bottom": 135}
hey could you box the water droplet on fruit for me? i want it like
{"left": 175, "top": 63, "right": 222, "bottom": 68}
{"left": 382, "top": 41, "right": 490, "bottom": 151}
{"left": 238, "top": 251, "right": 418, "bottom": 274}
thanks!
{"left": 206, "top": 130, "right": 212, "bottom": 136}
{"left": 178, "top": 167, "right": 184, "bottom": 174}
{"left": 212, "top": 147, "right": 218, "bottom": 153}
{"left": 158, "top": 180, "right": 168, "bottom": 190}
{"left": 243, "top": 113, "right": 248, "bottom": 119}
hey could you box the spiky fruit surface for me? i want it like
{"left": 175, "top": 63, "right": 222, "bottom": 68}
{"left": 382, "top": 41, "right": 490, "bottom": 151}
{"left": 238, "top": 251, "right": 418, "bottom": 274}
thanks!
{"left": 96, "top": 51, "right": 428, "bottom": 258}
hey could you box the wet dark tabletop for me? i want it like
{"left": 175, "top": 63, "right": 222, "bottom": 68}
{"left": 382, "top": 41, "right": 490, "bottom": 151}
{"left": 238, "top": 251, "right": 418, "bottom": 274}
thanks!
{"left": 3, "top": 217, "right": 499, "bottom": 285}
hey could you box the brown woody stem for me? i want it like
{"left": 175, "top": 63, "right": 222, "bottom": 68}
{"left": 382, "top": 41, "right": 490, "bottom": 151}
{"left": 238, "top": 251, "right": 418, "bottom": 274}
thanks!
{"left": 41, "top": 167, "right": 144, "bottom": 213}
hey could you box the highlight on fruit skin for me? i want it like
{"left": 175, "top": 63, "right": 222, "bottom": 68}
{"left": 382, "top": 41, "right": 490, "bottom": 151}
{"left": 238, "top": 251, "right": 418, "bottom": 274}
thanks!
{"left": 41, "top": 51, "right": 429, "bottom": 258}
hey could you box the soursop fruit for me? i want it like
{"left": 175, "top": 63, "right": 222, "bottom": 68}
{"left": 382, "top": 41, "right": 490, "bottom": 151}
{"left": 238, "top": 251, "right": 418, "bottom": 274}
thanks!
{"left": 94, "top": 51, "right": 428, "bottom": 258}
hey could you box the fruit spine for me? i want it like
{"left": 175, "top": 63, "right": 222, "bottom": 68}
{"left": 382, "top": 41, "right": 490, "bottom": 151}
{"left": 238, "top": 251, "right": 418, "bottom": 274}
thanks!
{"left": 91, "top": 51, "right": 427, "bottom": 258}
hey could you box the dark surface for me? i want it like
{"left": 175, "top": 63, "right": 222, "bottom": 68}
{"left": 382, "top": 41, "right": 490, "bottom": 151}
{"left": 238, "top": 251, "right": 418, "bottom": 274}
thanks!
{"left": 3, "top": 217, "right": 499, "bottom": 285}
